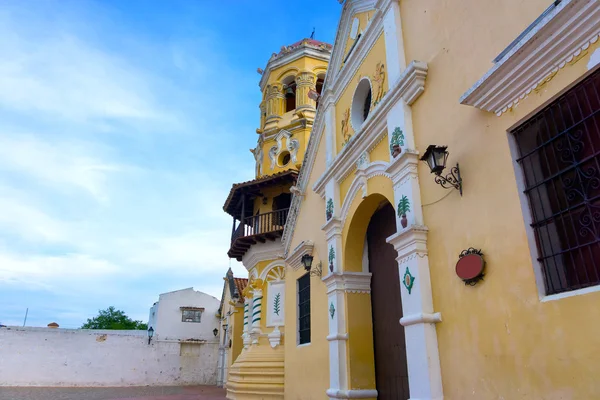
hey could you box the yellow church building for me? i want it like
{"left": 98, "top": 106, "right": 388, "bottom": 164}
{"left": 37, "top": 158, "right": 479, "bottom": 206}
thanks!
{"left": 220, "top": 0, "right": 600, "bottom": 399}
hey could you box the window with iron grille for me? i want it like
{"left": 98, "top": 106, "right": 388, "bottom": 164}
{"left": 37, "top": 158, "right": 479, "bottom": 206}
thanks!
{"left": 298, "top": 273, "right": 311, "bottom": 344}
{"left": 512, "top": 68, "right": 600, "bottom": 295}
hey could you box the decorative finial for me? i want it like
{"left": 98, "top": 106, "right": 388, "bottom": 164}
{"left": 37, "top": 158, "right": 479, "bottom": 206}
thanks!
{"left": 310, "top": 27, "right": 315, "bottom": 39}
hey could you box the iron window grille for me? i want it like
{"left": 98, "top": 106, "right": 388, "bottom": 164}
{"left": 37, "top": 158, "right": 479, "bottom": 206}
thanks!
{"left": 512, "top": 68, "right": 600, "bottom": 295}
{"left": 298, "top": 273, "right": 311, "bottom": 345}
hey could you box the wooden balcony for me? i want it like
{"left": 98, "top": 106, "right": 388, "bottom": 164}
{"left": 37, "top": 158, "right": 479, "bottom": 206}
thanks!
{"left": 228, "top": 208, "right": 289, "bottom": 261}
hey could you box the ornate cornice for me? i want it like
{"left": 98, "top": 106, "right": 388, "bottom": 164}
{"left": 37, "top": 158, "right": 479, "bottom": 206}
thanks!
{"left": 460, "top": 0, "right": 600, "bottom": 115}
{"left": 323, "top": 272, "right": 372, "bottom": 294}
{"left": 285, "top": 240, "right": 314, "bottom": 271}
{"left": 385, "top": 149, "right": 419, "bottom": 187}
{"left": 321, "top": 217, "right": 343, "bottom": 241}
{"left": 259, "top": 46, "right": 332, "bottom": 91}
{"left": 386, "top": 225, "right": 429, "bottom": 261}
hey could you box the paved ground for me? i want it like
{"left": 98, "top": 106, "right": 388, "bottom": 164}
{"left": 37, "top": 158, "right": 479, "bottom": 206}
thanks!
{"left": 0, "top": 386, "right": 227, "bottom": 400}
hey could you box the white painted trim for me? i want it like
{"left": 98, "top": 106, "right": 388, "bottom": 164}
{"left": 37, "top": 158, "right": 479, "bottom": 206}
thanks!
{"left": 400, "top": 312, "right": 442, "bottom": 327}
{"left": 285, "top": 240, "right": 314, "bottom": 271}
{"left": 460, "top": 0, "right": 600, "bottom": 115}
{"left": 326, "top": 389, "right": 379, "bottom": 399}
{"left": 258, "top": 260, "right": 286, "bottom": 282}
{"left": 323, "top": 272, "right": 372, "bottom": 294}
{"left": 242, "top": 240, "right": 284, "bottom": 270}
{"left": 541, "top": 284, "right": 600, "bottom": 302}
{"left": 338, "top": 161, "right": 391, "bottom": 225}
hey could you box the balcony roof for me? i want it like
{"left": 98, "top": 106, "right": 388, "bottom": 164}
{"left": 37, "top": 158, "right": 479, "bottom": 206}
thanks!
{"left": 223, "top": 170, "right": 298, "bottom": 220}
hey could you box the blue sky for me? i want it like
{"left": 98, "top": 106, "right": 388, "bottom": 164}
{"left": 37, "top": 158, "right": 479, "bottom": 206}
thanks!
{"left": 0, "top": 0, "right": 339, "bottom": 328}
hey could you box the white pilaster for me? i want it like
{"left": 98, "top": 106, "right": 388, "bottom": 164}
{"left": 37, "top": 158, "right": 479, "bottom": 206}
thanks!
{"left": 323, "top": 272, "right": 373, "bottom": 400}
{"left": 324, "top": 92, "right": 337, "bottom": 166}
{"left": 382, "top": 0, "right": 407, "bottom": 85}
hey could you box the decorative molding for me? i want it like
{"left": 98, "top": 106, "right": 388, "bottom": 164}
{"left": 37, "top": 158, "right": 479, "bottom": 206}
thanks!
{"left": 323, "top": 272, "right": 372, "bottom": 294}
{"left": 326, "top": 389, "right": 379, "bottom": 399}
{"left": 259, "top": 261, "right": 286, "bottom": 282}
{"left": 339, "top": 161, "right": 391, "bottom": 225}
{"left": 321, "top": 217, "right": 343, "bottom": 241}
{"left": 385, "top": 149, "right": 419, "bottom": 187}
{"left": 397, "top": 61, "right": 428, "bottom": 105}
{"left": 242, "top": 240, "right": 284, "bottom": 270}
{"left": 285, "top": 240, "right": 314, "bottom": 270}
{"left": 400, "top": 312, "right": 442, "bottom": 327}
{"left": 460, "top": 0, "right": 600, "bottom": 115}
{"left": 267, "top": 326, "right": 282, "bottom": 348}
{"left": 259, "top": 46, "right": 332, "bottom": 91}
{"left": 386, "top": 225, "right": 429, "bottom": 261}
{"left": 312, "top": 61, "right": 427, "bottom": 197}
{"left": 326, "top": 333, "right": 349, "bottom": 341}
{"left": 326, "top": 0, "right": 380, "bottom": 95}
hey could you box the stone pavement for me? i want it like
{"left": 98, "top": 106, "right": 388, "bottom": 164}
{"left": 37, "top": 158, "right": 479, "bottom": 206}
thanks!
{"left": 0, "top": 386, "right": 227, "bottom": 400}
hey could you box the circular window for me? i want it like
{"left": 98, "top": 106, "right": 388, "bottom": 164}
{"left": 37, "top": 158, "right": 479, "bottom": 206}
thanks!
{"left": 278, "top": 151, "right": 291, "bottom": 166}
{"left": 351, "top": 78, "right": 373, "bottom": 130}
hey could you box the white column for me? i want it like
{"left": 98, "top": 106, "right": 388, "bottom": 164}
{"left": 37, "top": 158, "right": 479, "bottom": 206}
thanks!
{"left": 250, "top": 289, "right": 263, "bottom": 344}
{"left": 242, "top": 297, "right": 252, "bottom": 348}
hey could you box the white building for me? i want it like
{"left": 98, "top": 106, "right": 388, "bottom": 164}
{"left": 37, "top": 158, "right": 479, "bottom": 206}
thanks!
{"left": 148, "top": 287, "right": 220, "bottom": 341}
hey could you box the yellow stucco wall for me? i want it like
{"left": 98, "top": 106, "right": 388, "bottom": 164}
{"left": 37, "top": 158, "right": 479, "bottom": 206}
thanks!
{"left": 335, "top": 32, "right": 388, "bottom": 153}
{"left": 400, "top": 0, "right": 600, "bottom": 398}
{"left": 284, "top": 126, "right": 330, "bottom": 400}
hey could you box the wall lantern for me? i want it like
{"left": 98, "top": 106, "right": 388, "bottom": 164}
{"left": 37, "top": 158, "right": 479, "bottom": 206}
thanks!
{"left": 420, "top": 145, "right": 463, "bottom": 196}
{"left": 302, "top": 253, "right": 322, "bottom": 277}
{"left": 213, "top": 328, "right": 219, "bottom": 337}
{"left": 455, "top": 248, "right": 485, "bottom": 286}
{"left": 147, "top": 326, "right": 154, "bottom": 345}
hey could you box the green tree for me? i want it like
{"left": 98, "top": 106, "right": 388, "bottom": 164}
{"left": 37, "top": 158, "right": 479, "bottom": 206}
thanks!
{"left": 81, "top": 306, "right": 147, "bottom": 330}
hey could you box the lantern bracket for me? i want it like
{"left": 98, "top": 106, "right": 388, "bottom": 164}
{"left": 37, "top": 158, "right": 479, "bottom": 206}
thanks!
{"left": 434, "top": 163, "right": 462, "bottom": 196}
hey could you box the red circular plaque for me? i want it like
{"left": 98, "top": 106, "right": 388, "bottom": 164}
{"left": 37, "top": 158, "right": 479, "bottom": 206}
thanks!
{"left": 455, "top": 254, "right": 484, "bottom": 280}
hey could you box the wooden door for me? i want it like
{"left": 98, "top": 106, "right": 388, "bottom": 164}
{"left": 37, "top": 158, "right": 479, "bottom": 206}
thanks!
{"left": 367, "top": 202, "right": 409, "bottom": 399}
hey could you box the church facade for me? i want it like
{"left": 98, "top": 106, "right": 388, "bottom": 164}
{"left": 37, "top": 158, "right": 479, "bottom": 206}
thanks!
{"left": 221, "top": 0, "right": 600, "bottom": 399}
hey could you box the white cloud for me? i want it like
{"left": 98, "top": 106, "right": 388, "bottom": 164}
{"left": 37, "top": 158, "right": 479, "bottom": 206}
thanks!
{"left": 0, "top": 134, "right": 123, "bottom": 202}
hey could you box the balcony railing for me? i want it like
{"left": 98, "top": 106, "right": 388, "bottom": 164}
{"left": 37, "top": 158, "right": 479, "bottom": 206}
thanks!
{"left": 231, "top": 208, "right": 289, "bottom": 243}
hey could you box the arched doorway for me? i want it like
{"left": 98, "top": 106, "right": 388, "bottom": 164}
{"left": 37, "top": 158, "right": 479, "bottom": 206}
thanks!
{"left": 367, "top": 202, "right": 409, "bottom": 399}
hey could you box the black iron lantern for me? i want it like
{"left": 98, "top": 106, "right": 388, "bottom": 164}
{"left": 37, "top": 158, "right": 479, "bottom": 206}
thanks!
{"left": 213, "top": 328, "right": 219, "bottom": 337}
{"left": 420, "top": 145, "right": 462, "bottom": 196}
{"left": 147, "top": 326, "right": 154, "bottom": 345}
{"left": 301, "top": 254, "right": 313, "bottom": 271}
{"left": 421, "top": 145, "right": 448, "bottom": 176}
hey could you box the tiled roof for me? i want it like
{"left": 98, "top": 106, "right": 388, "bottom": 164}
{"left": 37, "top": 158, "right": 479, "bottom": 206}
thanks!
{"left": 233, "top": 278, "right": 248, "bottom": 299}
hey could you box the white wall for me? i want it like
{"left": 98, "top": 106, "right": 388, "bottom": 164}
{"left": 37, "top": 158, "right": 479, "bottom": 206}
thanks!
{"left": 150, "top": 288, "right": 220, "bottom": 341}
{"left": 0, "top": 327, "right": 218, "bottom": 387}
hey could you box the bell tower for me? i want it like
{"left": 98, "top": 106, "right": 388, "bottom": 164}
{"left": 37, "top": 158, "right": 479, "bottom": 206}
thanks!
{"left": 222, "top": 38, "right": 331, "bottom": 400}
{"left": 251, "top": 38, "right": 331, "bottom": 179}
